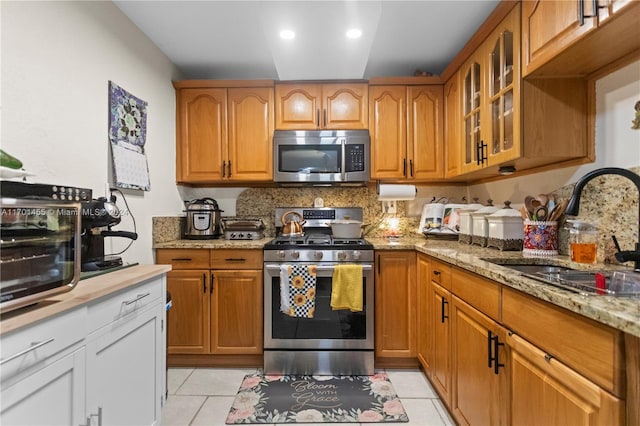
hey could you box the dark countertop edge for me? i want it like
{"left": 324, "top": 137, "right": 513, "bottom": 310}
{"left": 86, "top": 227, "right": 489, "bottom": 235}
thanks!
{"left": 151, "top": 236, "right": 640, "bottom": 337}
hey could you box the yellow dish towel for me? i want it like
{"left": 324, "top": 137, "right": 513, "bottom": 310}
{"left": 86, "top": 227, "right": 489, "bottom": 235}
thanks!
{"left": 331, "top": 264, "right": 363, "bottom": 312}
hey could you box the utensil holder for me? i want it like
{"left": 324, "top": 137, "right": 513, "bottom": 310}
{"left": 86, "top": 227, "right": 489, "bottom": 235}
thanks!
{"left": 523, "top": 220, "right": 558, "bottom": 257}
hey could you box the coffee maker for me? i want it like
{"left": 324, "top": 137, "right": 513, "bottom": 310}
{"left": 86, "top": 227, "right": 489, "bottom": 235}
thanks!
{"left": 80, "top": 196, "right": 138, "bottom": 271}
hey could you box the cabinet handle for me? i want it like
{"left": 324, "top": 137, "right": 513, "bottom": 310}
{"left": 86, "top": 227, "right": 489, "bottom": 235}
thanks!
{"left": 210, "top": 274, "right": 214, "bottom": 293}
{"left": 579, "top": 0, "right": 599, "bottom": 26}
{"left": 86, "top": 406, "right": 102, "bottom": 426}
{"left": 403, "top": 158, "right": 407, "bottom": 177}
{"left": 316, "top": 109, "right": 320, "bottom": 127}
{"left": 224, "top": 258, "right": 246, "bottom": 262}
{"left": 480, "top": 140, "right": 487, "bottom": 165}
{"left": 222, "top": 161, "right": 226, "bottom": 177}
{"left": 440, "top": 298, "right": 448, "bottom": 323}
{"left": 409, "top": 159, "right": 414, "bottom": 177}
{"left": 203, "top": 273, "right": 207, "bottom": 293}
{"left": 323, "top": 109, "right": 327, "bottom": 127}
{"left": 488, "top": 331, "right": 505, "bottom": 374}
{"left": 123, "top": 292, "right": 151, "bottom": 306}
{"left": 227, "top": 161, "right": 232, "bottom": 178}
{"left": 171, "top": 258, "right": 193, "bottom": 262}
{"left": 433, "top": 270, "right": 441, "bottom": 276}
{"left": 0, "top": 337, "right": 55, "bottom": 365}
{"left": 377, "top": 254, "right": 381, "bottom": 274}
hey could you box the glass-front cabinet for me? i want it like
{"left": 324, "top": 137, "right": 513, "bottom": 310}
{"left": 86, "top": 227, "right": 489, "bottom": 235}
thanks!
{"left": 460, "top": 55, "right": 484, "bottom": 175}
{"left": 486, "top": 5, "right": 520, "bottom": 166}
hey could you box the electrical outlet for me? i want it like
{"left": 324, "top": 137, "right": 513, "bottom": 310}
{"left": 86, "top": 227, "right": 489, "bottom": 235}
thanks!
{"left": 382, "top": 200, "right": 397, "bottom": 214}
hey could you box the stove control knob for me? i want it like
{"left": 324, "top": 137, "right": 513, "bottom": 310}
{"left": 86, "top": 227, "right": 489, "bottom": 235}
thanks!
{"left": 314, "top": 251, "right": 324, "bottom": 260}
{"left": 337, "top": 251, "right": 347, "bottom": 261}
{"left": 291, "top": 250, "right": 300, "bottom": 259}
{"left": 352, "top": 250, "right": 362, "bottom": 260}
{"left": 277, "top": 250, "right": 286, "bottom": 259}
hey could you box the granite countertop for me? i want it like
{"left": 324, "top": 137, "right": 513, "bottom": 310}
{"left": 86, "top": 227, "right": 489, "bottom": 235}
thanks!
{"left": 153, "top": 236, "right": 640, "bottom": 337}
{"left": 0, "top": 264, "right": 171, "bottom": 336}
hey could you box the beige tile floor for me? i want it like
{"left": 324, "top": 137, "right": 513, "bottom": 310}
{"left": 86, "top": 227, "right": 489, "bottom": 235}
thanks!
{"left": 162, "top": 368, "right": 455, "bottom": 426}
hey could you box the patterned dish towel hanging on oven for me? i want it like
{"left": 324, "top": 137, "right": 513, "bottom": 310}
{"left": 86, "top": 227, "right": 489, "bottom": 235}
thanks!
{"left": 281, "top": 264, "right": 317, "bottom": 318}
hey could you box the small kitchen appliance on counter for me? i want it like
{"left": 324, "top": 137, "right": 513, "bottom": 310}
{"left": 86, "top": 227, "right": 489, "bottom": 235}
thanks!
{"left": 0, "top": 180, "right": 91, "bottom": 313}
{"left": 222, "top": 218, "right": 265, "bottom": 240}
{"left": 80, "top": 196, "right": 138, "bottom": 271}
{"left": 183, "top": 198, "right": 223, "bottom": 239}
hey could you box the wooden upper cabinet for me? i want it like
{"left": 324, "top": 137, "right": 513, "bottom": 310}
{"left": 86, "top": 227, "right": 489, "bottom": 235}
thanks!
{"left": 177, "top": 88, "right": 227, "bottom": 182}
{"left": 459, "top": 53, "right": 484, "bottom": 175}
{"left": 522, "top": 0, "right": 640, "bottom": 76}
{"left": 175, "top": 84, "right": 274, "bottom": 184}
{"left": 369, "top": 85, "right": 407, "bottom": 179}
{"left": 275, "top": 83, "right": 367, "bottom": 130}
{"left": 369, "top": 84, "right": 444, "bottom": 181}
{"left": 444, "top": 72, "right": 461, "bottom": 178}
{"left": 227, "top": 87, "right": 274, "bottom": 181}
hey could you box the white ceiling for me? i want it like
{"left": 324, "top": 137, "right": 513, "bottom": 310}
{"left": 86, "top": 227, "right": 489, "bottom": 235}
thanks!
{"left": 113, "top": 0, "right": 500, "bottom": 81}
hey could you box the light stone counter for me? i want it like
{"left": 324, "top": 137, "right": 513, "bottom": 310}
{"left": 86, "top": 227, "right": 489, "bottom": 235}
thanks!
{"left": 154, "top": 237, "right": 273, "bottom": 250}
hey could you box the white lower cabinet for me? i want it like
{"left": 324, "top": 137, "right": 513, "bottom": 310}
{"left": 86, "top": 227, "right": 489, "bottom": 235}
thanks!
{"left": 0, "top": 274, "right": 167, "bottom": 426}
{"left": 1, "top": 348, "right": 86, "bottom": 425}
{"left": 85, "top": 302, "right": 163, "bottom": 426}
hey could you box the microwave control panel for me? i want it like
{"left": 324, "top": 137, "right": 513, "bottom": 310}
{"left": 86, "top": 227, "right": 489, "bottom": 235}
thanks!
{"left": 345, "top": 145, "right": 365, "bottom": 172}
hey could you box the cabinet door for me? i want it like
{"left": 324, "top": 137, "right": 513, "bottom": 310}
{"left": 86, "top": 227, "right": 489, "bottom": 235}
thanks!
{"left": 597, "top": 0, "right": 635, "bottom": 23}
{"left": 166, "top": 270, "right": 210, "bottom": 354}
{"left": 227, "top": 87, "right": 274, "bottom": 181}
{"left": 275, "top": 84, "right": 322, "bottom": 129}
{"left": 176, "top": 88, "right": 227, "bottom": 182}
{"left": 1, "top": 348, "right": 85, "bottom": 425}
{"left": 86, "top": 304, "right": 163, "bottom": 426}
{"left": 451, "top": 296, "right": 504, "bottom": 426}
{"left": 486, "top": 4, "right": 521, "bottom": 166}
{"left": 459, "top": 54, "right": 484, "bottom": 174}
{"left": 431, "top": 282, "right": 451, "bottom": 405}
{"left": 369, "top": 85, "right": 407, "bottom": 179}
{"left": 522, "top": 0, "right": 598, "bottom": 76}
{"left": 444, "top": 72, "right": 461, "bottom": 178}
{"left": 375, "top": 251, "right": 416, "bottom": 358}
{"left": 416, "top": 254, "right": 431, "bottom": 372}
{"left": 506, "top": 332, "right": 623, "bottom": 426}
{"left": 322, "top": 84, "right": 368, "bottom": 129}
{"left": 210, "top": 269, "right": 263, "bottom": 354}
{"left": 408, "top": 85, "right": 444, "bottom": 179}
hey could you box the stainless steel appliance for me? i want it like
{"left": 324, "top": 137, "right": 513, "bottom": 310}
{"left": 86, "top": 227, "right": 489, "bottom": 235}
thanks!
{"left": 273, "top": 130, "right": 370, "bottom": 185}
{"left": 263, "top": 207, "right": 374, "bottom": 375}
{"left": 222, "top": 218, "right": 265, "bottom": 240}
{"left": 183, "top": 198, "right": 223, "bottom": 239}
{"left": 0, "top": 180, "right": 91, "bottom": 313}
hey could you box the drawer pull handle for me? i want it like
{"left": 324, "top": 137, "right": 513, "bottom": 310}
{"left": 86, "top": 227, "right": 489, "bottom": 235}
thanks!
{"left": 433, "top": 270, "right": 441, "bottom": 276}
{"left": 0, "top": 337, "right": 55, "bottom": 365}
{"left": 224, "top": 258, "right": 246, "bottom": 262}
{"left": 123, "top": 292, "right": 151, "bottom": 306}
{"left": 171, "top": 258, "right": 193, "bottom": 262}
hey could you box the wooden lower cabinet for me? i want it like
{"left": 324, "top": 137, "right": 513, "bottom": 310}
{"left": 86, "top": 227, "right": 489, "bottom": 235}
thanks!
{"left": 375, "top": 251, "right": 417, "bottom": 365}
{"left": 430, "top": 281, "right": 452, "bottom": 405}
{"left": 157, "top": 249, "right": 263, "bottom": 362}
{"left": 507, "top": 332, "right": 623, "bottom": 425}
{"left": 416, "top": 254, "right": 431, "bottom": 371}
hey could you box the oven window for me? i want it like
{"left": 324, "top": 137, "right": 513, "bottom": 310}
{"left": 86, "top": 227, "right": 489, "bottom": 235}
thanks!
{"left": 271, "top": 275, "right": 367, "bottom": 339}
{"left": 278, "top": 145, "right": 340, "bottom": 173}
{"left": 0, "top": 205, "right": 78, "bottom": 302}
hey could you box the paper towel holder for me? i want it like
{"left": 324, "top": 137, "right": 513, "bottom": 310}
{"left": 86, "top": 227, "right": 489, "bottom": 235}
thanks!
{"left": 376, "top": 181, "right": 417, "bottom": 201}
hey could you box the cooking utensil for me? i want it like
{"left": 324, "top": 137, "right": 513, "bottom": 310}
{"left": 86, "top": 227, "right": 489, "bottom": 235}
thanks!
{"left": 549, "top": 199, "right": 568, "bottom": 221}
{"left": 519, "top": 206, "right": 529, "bottom": 220}
{"left": 524, "top": 196, "right": 538, "bottom": 218}
{"left": 183, "top": 198, "right": 224, "bottom": 239}
{"left": 280, "top": 210, "right": 306, "bottom": 236}
{"left": 326, "top": 219, "right": 366, "bottom": 238}
{"left": 534, "top": 205, "right": 548, "bottom": 221}
{"left": 536, "top": 193, "right": 548, "bottom": 207}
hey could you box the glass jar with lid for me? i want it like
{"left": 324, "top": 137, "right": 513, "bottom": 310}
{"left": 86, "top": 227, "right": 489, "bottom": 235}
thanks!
{"left": 566, "top": 220, "right": 598, "bottom": 264}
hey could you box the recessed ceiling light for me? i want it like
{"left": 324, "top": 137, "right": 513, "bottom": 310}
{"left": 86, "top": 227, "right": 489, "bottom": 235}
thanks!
{"left": 279, "top": 29, "right": 295, "bottom": 40}
{"left": 346, "top": 28, "right": 362, "bottom": 39}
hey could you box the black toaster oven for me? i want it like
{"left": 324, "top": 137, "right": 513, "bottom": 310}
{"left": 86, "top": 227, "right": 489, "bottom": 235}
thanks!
{"left": 0, "top": 181, "right": 91, "bottom": 313}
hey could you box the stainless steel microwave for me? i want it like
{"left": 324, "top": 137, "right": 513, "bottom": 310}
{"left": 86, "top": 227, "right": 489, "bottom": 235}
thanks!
{"left": 0, "top": 181, "right": 91, "bottom": 313}
{"left": 273, "top": 130, "right": 370, "bottom": 185}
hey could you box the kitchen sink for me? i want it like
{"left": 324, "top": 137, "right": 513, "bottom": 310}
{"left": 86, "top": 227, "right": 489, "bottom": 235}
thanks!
{"left": 482, "top": 259, "right": 640, "bottom": 297}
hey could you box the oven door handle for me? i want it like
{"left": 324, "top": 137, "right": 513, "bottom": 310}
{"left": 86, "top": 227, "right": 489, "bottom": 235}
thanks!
{"left": 265, "top": 264, "right": 373, "bottom": 275}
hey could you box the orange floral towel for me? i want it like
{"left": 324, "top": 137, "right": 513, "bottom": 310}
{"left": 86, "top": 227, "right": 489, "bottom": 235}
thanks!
{"left": 331, "top": 264, "right": 363, "bottom": 312}
{"left": 285, "top": 264, "right": 316, "bottom": 318}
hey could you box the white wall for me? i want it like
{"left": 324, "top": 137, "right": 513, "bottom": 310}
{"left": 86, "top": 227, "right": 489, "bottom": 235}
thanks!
{"left": 468, "top": 60, "right": 640, "bottom": 203}
{"left": 2, "top": 1, "right": 185, "bottom": 264}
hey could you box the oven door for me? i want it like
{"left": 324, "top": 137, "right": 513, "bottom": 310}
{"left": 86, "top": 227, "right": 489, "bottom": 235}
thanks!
{"left": 264, "top": 262, "right": 374, "bottom": 350}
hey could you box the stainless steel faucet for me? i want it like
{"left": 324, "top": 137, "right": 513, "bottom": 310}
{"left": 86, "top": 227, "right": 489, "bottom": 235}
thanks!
{"left": 565, "top": 167, "right": 640, "bottom": 271}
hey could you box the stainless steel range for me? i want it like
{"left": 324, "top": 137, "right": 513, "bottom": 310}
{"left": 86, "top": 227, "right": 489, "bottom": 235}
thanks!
{"left": 263, "top": 207, "right": 374, "bottom": 376}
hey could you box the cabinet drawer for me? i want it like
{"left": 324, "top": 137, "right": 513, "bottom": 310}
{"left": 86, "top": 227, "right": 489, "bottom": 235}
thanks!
{"left": 452, "top": 268, "right": 500, "bottom": 321}
{"left": 502, "top": 287, "right": 624, "bottom": 396}
{"left": 211, "top": 249, "right": 262, "bottom": 269}
{"left": 0, "top": 307, "right": 86, "bottom": 383}
{"left": 430, "top": 259, "right": 451, "bottom": 290}
{"left": 156, "top": 249, "right": 210, "bottom": 269}
{"left": 87, "top": 276, "right": 163, "bottom": 334}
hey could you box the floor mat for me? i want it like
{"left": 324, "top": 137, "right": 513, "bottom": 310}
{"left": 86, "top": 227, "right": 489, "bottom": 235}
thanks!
{"left": 226, "top": 372, "right": 409, "bottom": 424}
